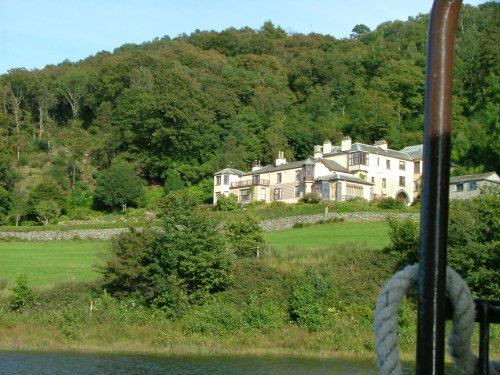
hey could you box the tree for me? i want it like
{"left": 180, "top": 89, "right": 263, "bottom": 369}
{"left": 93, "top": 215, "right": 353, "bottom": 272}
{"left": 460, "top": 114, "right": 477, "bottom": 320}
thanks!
{"left": 27, "top": 177, "right": 67, "bottom": 218}
{"left": 35, "top": 199, "right": 61, "bottom": 225}
{"left": 9, "top": 189, "right": 28, "bottom": 226}
{"left": 93, "top": 161, "right": 144, "bottom": 212}
{"left": 0, "top": 187, "right": 9, "bottom": 224}
{"left": 224, "top": 212, "right": 266, "bottom": 257}
{"left": 101, "top": 192, "right": 233, "bottom": 316}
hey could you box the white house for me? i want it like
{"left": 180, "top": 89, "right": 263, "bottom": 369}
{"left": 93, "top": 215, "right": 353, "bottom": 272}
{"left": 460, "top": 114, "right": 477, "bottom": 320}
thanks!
{"left": 213, "top": 137, "right": 424, "bottom": 205}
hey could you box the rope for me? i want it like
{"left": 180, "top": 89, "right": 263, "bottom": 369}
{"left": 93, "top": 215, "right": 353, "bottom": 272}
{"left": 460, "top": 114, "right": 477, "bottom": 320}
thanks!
{"left": 374, "top": 264, "right": 500, "bottom": 375}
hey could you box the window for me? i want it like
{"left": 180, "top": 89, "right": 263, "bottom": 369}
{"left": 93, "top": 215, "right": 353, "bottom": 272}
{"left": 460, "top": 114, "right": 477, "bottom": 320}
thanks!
{"left": 414, "top": 161, "right": 421, "bottom": 174}
{"left": 399, "top": 161, "right": 406, "bottom": 171}
{"left": 315, "top": 183, "right": 322, "bottom": 196}
{"left": 456, "top": 183, "right": 464, "bottom": 192}
{"left": 295, "top": 170, "right": 301, "bottom": 182}
{"left": 348, "top": 152, "right": 368, "bottom": 166}
{"left": 382, "top": 178, "right": 387, "bottom": 188}
{"left": 399, "top": 176, "right": 406, "bottom": 187}
{"left": 274, "top": 188, "right": 282, "bottom": 200}
{"left": 371, "top": 177, "right": 375, "bottom": 183}
{"left": 305, "top": 164, "right": 313, "bottom": 176}
{"left": 223, "top": 175, "right": 229, "bottom": 185}
{"left": 467, "top": 182, "right": 477, "bottom": 191}
{"left": 386, "top": 160, "right": 391, "bottom": 170}
{"left": 295, "top": 186, "right": 301, "bottom": 198}
{"left": 414, "top": 181, "right": 419, "bottom": 192}
{"left": 239, "top": 189, "right": 250, "bottom": 202}
{"left": 277, "top": 173, "right": 282, "bottom": 183}
{"left": 252, "top": 175, "right": 260, "bottom": 185}
{"left": 346, "top": 184, "right": 363, "bottom": 197}
{"left": 215, "top": 176, "right": 221, "bottom": 185}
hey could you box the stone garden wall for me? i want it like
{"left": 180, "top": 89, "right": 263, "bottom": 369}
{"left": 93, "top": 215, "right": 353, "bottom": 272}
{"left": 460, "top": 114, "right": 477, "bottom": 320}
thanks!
{"left": 0, "top": 212, "right": 419, "bottom": 240}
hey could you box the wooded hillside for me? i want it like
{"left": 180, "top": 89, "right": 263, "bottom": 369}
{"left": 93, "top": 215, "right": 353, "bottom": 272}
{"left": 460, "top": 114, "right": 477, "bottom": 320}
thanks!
{"left": 0, "top": 3, "right": 498, "bottom": 219}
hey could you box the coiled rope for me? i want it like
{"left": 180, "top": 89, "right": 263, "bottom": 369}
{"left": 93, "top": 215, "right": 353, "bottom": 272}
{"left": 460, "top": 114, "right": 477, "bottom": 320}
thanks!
{"left": 374, "top": 264, "right": 500, "bottom": 375}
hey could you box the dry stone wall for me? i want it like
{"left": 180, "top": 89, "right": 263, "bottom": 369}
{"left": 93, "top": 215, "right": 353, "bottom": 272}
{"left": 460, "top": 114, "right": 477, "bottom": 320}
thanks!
{"left": 0, "top": 212, "right": 419, "bottom": 240}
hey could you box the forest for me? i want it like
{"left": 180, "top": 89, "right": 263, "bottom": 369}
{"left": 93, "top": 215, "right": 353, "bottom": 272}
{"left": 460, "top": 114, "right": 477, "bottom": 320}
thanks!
{"left": 0, "top": 2, "right": 498, "bottom": 224}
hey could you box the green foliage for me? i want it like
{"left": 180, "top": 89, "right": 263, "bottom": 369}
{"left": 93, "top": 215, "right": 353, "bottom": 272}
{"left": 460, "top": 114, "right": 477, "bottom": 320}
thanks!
{"left": 101, "top": 193, "right": 233, "bottom": 316}
{"left": 300, "top": 193, "right": 321, "bottom": 204}
{"left": 215, "top": 194, "right": 239, "bottom": 211}
{"left": 100, "top": 229, "right": 156, "bottom": 300}
{"left": 377, "top": 197, "right": 405, "bottom": 209}
{"left": 0, "top": 187, "right": 10, "bottom": 224}
{"left": 224, "top": 212, "right": 267, "bottom": 257}
{"left": 163, "top": 169, "right": 185, "bottom": 193}
{"left": 27, "top": 177, "right": 67, "bottom": 218}
{"left": 447, "top": 187, "right": 500, "bottom": 298}
{"left": 8, "top": 274, "right": 35, "bottom": 312}
{"left": 289, "top": 269, "right": 331, "bottom": 331}
{"left": 93, "top": 162, "right": 145, "bottom": 211}
{"left": 67, "top": 182, "right": 93, "bottom": 209}
{"left": 386, "top": 216, "right": 419, "bottom": 265}
{"left": 34, "top": 199, "right": 61, "bottom": 225}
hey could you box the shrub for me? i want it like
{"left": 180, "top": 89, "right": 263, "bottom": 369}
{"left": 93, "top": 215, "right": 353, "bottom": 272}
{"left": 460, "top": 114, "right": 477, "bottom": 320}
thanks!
{"left": 100, "top": 193, "right": 233, "bottom": 315}
{"left": 8, "top": 274, "right": 35, "bottom": 312}
{"left": 386, "top": 216, "right": 419, "bottom": 265}
{"left": 289, "top": 269, "right": 331, "bottom": 331}
{"left": 224, "top": 212, "right": 267, "bottom": 257}
{"left": 215, "top": 194, "right": 239, "bottom": 211}
{"left": 377, "top": 197, "right": 405, "bottom": 209}
{"left": 300, "top": 193, "right": 321, "bottom": 204}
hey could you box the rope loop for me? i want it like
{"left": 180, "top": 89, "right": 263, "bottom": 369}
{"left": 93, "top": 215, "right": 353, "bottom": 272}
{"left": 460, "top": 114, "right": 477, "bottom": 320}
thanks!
{"left": 374, "top": 263, "right": 500, "bottom": 375}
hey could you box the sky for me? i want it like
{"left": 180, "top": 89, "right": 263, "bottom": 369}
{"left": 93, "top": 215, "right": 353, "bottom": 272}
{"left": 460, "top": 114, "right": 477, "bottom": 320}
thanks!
{"left": 0, "top": 0, "right": 490, "bottom": 74}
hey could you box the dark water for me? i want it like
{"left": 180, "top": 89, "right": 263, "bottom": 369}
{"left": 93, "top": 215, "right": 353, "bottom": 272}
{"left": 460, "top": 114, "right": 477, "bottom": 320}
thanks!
{"left": 0, "top": 351, "right": 389, "bottom": 374}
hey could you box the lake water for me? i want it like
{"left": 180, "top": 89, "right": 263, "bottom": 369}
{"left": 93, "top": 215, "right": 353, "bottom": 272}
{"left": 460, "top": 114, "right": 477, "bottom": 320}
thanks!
{"left": 0, "top": 351, "right": 400, "bottom": 374}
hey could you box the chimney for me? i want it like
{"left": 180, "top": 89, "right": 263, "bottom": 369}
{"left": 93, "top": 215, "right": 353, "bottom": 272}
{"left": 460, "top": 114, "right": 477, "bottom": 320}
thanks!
{"left": 314, "top": 145, "right": 322, "bottom": 159}
{"left": 323, "top": 140, "right": 332, "bottom": 154}
{"left": 374, "top": 140, "right": 388, "bottom": 150}
{"left": 252, "top": 160, "right": 262, "bottom": 171}
{"left": 275, "top": 151, "right": 286, "bottom": 166}
{"left": 341, "top": 136, "right": 352, "bottom": 151}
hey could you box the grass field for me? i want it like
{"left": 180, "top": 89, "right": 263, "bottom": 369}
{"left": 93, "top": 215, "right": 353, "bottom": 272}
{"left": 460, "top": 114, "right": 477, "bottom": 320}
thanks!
{"left": 0, "top": 240, "right": 109, "bottom": 289}
{"left": 0, "top": 220, "right": 390, "bottom": 290}
{"left": 264, "top": 220, "right": 390, "bottom": 251}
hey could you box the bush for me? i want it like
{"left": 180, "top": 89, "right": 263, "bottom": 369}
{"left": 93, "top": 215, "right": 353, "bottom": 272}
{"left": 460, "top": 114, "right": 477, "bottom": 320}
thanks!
{"left": 300, "top": 193, "right": 321, "bottom": 204}
{"left": 386, "top": 216, "right": 419, "bottom": 265}
{"left": 8, "top": 274, "right": 35, "bottom": 312}
{"left": 100, "top": 193, "right": 234, "bottom": 315}
{"left": 215, "top": 194, "right": 239, "bottom": 211}
{"left": 289, "top": 269, "right": 331, "bottom": 331}
{"left": 224, "top": 212, "right": 267, "bottom": 257}
{"left": 377, "top": 197, "right": 405, "bottom": 209}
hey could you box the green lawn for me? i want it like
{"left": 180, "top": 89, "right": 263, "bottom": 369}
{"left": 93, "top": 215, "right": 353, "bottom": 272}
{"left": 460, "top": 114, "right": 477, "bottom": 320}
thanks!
{"left": 0, "top": 221, "right": 389, "bottom": 290}
{"left": 0, "top": 240, "right": 109, "bottom": 289}
{"left": 264, "top": 220, "right": 390, "bottom": 251}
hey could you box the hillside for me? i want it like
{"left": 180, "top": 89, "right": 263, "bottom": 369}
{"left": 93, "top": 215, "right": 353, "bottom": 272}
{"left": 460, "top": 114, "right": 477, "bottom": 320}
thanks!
{"left": 0, "top": 2, "right": 498, "bottom": 224}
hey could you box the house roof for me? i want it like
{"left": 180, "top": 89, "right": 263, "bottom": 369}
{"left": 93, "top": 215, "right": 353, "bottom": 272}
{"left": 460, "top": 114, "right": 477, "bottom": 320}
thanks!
{"left": 315, "top": 173, "right": 374, "bottom": 186}
{"left": 243, "top": 160, "right": 306, "bottom": 175}
{"left": 449, "top": 172, "right": 500, "bottom": 184}
{"left": 318, "top": 158, "right": 349, "bottom": 173}
{"left": 325, "top": 142, "right": 414, "bottom": 161}
{"left": 214, "top": 168, "right": 245, "bottom": 176}
{"left": 350, "top": 143, "right": 413, "bottom": 161}
{"left": 400, "top": 144, "right": 423, "bottom": 160}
